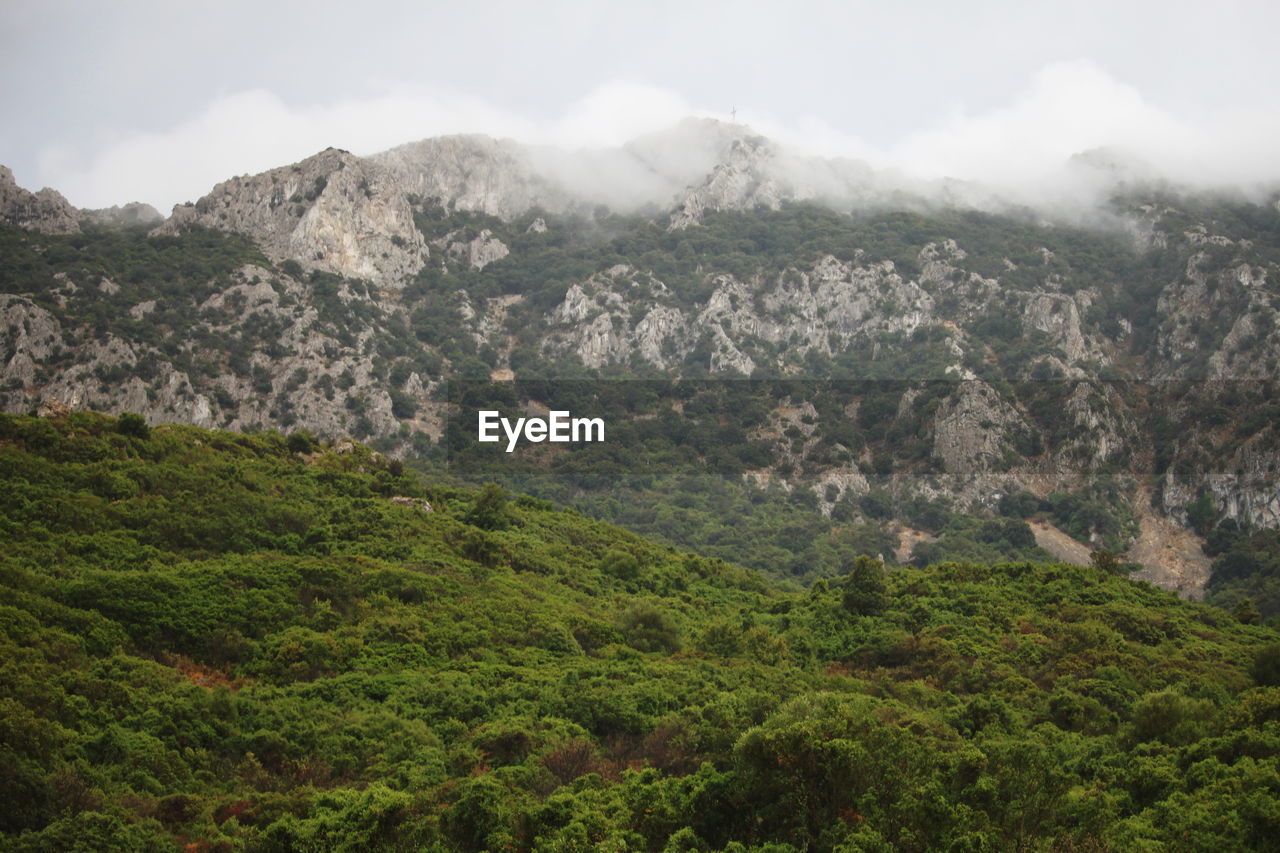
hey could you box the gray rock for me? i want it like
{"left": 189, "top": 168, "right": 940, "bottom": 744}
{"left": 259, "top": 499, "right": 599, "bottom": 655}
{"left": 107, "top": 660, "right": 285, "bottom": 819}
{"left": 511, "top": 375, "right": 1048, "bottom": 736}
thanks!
{"left": 931, "top": 380, "right": 1027, "bottom": 478}
{"left": 444, "top": 228, "right": 510, "bottom": 270}
{"left": 83, "top": 202, "right": 164, "bottom": 226}
{"left": 0, "top": 165, "right": 80, "bottom": 234}
{"left": 373, "top": 134, "right": 570, "bottom": 219}
{"left": 157, "top": 148, "right": 427, "bottom": 287}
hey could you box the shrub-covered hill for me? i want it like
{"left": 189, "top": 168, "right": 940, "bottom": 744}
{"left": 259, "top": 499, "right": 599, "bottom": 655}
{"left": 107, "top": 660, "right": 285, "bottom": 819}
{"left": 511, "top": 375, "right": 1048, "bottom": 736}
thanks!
{"left": 2, "top": 412, "right": 1280, "bottom": 852}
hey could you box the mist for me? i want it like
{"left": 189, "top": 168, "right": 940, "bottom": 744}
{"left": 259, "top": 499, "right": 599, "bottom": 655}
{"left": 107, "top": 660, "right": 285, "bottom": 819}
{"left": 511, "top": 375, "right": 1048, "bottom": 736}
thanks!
{"left": 24, "top": 62, "right": 1280, "bottom": 221}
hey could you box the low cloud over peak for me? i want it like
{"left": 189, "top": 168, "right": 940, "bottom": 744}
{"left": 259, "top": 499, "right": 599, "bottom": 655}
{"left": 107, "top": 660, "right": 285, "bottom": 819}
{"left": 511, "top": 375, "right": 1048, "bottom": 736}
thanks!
{"left": 30, "top": 63, "right": 1280, "bottom": 216}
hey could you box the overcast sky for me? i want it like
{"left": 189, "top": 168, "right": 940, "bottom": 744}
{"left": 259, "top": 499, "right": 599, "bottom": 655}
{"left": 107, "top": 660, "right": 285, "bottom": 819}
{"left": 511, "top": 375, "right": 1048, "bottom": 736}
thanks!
{"left": 3, "top": 0, "right": 1279, "bottom": 210}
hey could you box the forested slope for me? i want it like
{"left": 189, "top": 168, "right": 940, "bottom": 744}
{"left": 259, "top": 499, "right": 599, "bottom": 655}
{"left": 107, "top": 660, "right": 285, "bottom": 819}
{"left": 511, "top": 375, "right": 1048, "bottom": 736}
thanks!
{"left": 3, "top": 411, "right": 1280, "bottom": 851}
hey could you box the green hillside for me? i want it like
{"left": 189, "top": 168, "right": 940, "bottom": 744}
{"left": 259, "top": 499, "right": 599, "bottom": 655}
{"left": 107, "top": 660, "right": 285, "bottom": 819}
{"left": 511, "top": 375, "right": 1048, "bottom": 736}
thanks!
{"left": 2, "top": 411, "right": 1280, "bottom": 851}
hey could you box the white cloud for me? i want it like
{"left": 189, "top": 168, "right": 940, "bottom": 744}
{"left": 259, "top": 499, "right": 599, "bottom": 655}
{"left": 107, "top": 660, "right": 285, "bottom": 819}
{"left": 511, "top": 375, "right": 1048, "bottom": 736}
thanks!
{"left": 36, "top": 81, "right": 703, "bottom": 210}
{"left": 890, "top": 59, "right": 1280, "bottom": 197}
{"left": 36, "top": 61, "right": 1280, "bottom": 212}
{"left": 546, "top": 81, "right": 696, "bottom": 149}
{"left": 893, "top": 61, "right": 1168, "bottom": 182}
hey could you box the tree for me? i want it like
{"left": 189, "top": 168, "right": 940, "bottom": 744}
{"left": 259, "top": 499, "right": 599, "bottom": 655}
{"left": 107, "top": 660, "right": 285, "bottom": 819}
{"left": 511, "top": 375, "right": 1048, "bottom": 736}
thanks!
{"left": 462, "top": 482, "right": 511, "bottom": 530}
{"left": 389, "top": 389, "right": 417, "bottom": 420}
{"left": 842, "top": 554, "right": 888, "bottom": 616}
{"left": 1234, "top": 598, "right": 1262, "bottom": 625}
{"left": 1186, "top": 493, "right": 1217, "bottom": 536}
{"left": 600, "top": 549, "right": 640, "bottom": 581}
{"left": 1251, "top": 643, "right": 1280, "bottom": 686}
{"left": 618, "top": 603, "right": 681, "bottom": 653}
{"left": 286, "top": 429, "right": 316, "bottom": 454}
{"left": 115, "top": 412, "right": 149, "bottom": 439}
{"left": 1090, "top": 550, "right": 1122, "bottom": 575}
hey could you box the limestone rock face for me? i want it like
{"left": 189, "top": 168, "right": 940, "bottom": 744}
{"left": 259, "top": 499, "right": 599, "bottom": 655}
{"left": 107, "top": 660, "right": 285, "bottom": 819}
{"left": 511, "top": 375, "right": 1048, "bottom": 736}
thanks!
{"left": 669, "top": 136, "right": 786, "bottom": 229}
{"left": 757, "top": 256, "right": 935, "bottom": 350}
{"left": 1055, "top": 382, "right": 1133, "bottom": 466}
{"left": 372, "top": 135, "right": 570, "bottom": 219}
{"left": 445, "top": 229, "right": 510, "bottom": 270}
{"left": 0, "top": 165, "right": 81, "bottom": 234}
{"left": 374, "top": 119, "right": 758, "bottom": 221}
{"left": 1158, "top": 435, "right": 1277, "bottom": 532}
{"left": 83, "top": 202, "right": 164, "bottom": 227}
{"left": 931, "top": 380, "right": 1028, "bottom": 477}
{"left": 372, "top": 120, "right": 893, "bottom": 229}
{"left": 1, "top": 295, "right": 64, "bottom": 385}
{"left": 542, "top": 254, "right": 940, "bottom": 374}
{"left": 1206, "top": 433, "right": 1280, "bottom": 528}
{"left": 547, "top": 274, "right": 636, "bottom": 369}
{"left": 1022, "top": 293, "right": 1091, "bottom": 362}
{"left": 1152, "top": 248, "right": 1280, "bottom": 381}
{"left": 0, "top": 261, "right": 433, "bottom": 443}
{"left": 1158, "top": 380, "right": 1280, "bottom": 530}
{"left": 157, "top": 149, "right": 427, "bottom": 287}
{"left": 0, "top": 290, "right": 217, "bottom": 428}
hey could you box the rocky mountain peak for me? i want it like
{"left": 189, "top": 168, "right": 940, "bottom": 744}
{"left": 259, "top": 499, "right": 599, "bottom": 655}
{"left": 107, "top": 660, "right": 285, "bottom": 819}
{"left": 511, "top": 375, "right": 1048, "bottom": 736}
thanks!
{"left": 669, "top": 132, "right": 787, "bottom": 229}
{"left": 83, "top": 201, "right": 164, "bottom": 227}
{"left": 372, "top": 134, "right": 570, "bottom": 219}
{"left": 0, "top": 164, "right": 81, "bottom": 234}
{"left": 156, "top": 147, "right": 427, "bottom": 287}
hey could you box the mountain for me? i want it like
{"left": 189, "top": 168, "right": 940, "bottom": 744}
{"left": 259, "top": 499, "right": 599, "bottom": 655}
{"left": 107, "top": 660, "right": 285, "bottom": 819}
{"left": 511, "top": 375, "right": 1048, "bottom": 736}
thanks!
{"left": 81, "top": 201, "right": 164, "bottom": 227}
{"left": 1, "top": 165, "right": 161, "bottom": 233}
{"left": 1, "top": 121, "right": 1279, "bottom": 605}
{"left": 2, "top": 411, "right": 1279, "bottom": 850}
{"left": 157, "top": 147, "right": 428, "bottom": 285}
{"left": 0, "top": 165, "right": 81, "bottom": 234}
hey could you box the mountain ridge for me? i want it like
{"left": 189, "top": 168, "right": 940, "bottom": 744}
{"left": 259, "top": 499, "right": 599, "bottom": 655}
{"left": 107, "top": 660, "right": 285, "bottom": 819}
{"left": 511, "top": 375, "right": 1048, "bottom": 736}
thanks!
{"left": 2, "top": 122, "right": 1278, "bottom": 601}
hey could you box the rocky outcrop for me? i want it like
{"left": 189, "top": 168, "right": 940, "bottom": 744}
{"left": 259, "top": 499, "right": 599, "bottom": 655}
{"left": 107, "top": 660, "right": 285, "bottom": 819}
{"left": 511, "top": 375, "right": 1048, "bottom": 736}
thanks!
{"left": 1209, "top": 431, "right": 1280, "bottom": 528}
{"left": 83, "top": 202, "right": 164, "bottom": 227}
{"left": 1162, "top": 423, "right": 1280, "bottom": 530}
{"left": 157, "top": 148, "right": 427, "bottom": 287}
{"left": 1055, "top": 382, "right": 1133, "bottom": 466}
{"left": 812, "top": 466, "right": 871, "bottom": 517}
{"left": 0, "top": 165, "right": 80, "bottom": 234}
{"left": 373, "top": 135, "right": 570, "bottom": 219}
{"left": 931, "top": 380, "right": 1028, "bottom": 478}
{"left": 1, "top": 295, "right": 64, "bottom": 385}
{"left": 0, "top": 291, "right": 218, "bottom": 428}
{"left": 543, "top": 254, "right": 939, "bottom": 373}
{"left": 1022, "top": 292, "right": 1093, "bottom": 363}
{"left": 1153, "top": 244, "right": 1280, "bottom": 381}
{"left": 758, "top": 256, "right": 936, "bottom": 351}
{"left": 373, "top": 119, "right": 909, "bottom": 228}
{"left": 669, "top": 135, "right": 787, "bottom": 229}
{"left": 444, "top": 229, "right": 510, "bottom": 270}
{"left": 547, "top": 271, "right": 637, "bottom": 368}
{"left": 0, "top": 261, "right": 434, "bottom": 444}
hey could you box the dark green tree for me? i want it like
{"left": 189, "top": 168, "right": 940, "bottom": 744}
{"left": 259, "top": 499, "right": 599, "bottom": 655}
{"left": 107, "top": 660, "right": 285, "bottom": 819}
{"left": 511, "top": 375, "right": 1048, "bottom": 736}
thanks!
{"left": 286, "top": 429, "right": 317, "bottom": 454}
{"left": 1251, "top": 643, "right": 1280, "bottom": 686}
{"left": 115, "top": 412, "right": 149, "bottom": 439}
{"left": 462, "top": 482, "right": 511, "bottom": 530}
{"left": 842, "top": 554, "right": 888, "bottom": 616}
{"left": 1186, "top": 493, "right": 1218, "bottom": 536}
{"left": 600, "top": 549, "right": 641, "bottom": 581}
{"left": 619, "top": 602, "right": 681, "bottom": 653}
